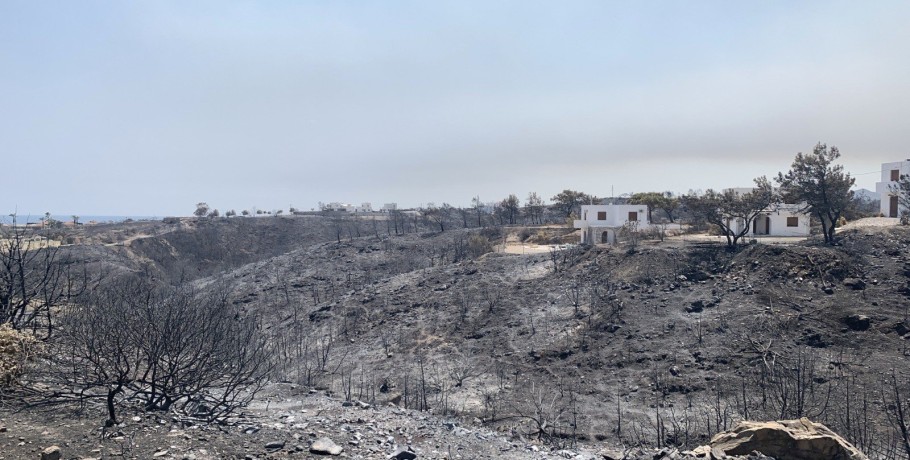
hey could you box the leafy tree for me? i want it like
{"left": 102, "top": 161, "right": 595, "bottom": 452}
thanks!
{"left": 776, "top": 143, "right": 855, "bottom": 245}
{"left": 207, "top": 209, "right": 220, "bottom": 218}
{"left": 551, "top": 190, "right": 594, "bottom": 218}
{"left": 525, "top": 192, "right": 545, "bottom": 225}
{"left": 630, "top": 192, "right": 680, "bottom": 222}
{"left": 681, "top": 177, "right": 776, "bottom": 248}
{"left": 241, "top": 210, "right": 250, "bottom": 216}
{"left": 500, "top": 194, "right": 520, "bottom": 225}
{"left": 194, "top": 202, "right": 209, "bottom": 217}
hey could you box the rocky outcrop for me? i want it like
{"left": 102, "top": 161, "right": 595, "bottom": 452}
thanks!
{"left": 709, "top": 418, "right": 867, "bottom": 460}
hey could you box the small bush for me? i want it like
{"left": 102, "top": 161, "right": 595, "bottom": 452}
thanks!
{"left": 0, "top": 324, "right": 42, "bottom": 387}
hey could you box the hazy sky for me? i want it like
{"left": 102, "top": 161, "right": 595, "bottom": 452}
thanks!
{"left": 2, "top": 1, "right": 907, "bottom": 215}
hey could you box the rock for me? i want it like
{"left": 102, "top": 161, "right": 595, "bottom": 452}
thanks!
{"left": 895, "top": 322, "right": 910, "bottom": 336}
{"left": 391, "top": 450, "right": 417, "bottom": 459}
{"left": 669, "top": 366, "right": 680, "bottom": 376}
{"left": 40, "top": 446, "right": 62, "bottom": 460}
{"left": 599, "top": 447, "right": 626, "bottom": 460}
{"left": 310, "top": 437, "right": 343, "bottom": 456}
{"left": 686, "top": 300, "right": 705, "bottom": 313}
{"left": 710, "top": 446, "right": 727, "bottom": 459}
{"left": 842, "top": 315, "right": 871, "bottom": 331}
{"left": 710, "top": 418, "right": 867, "bottom": 460}
{"left": 842, "top": 278, "right": 866, "bottom": 290}
{"left": 264, "top": 440, "right": 286, "bottom": 450}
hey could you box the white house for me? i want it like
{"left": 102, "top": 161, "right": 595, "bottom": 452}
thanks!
{"left": 722, "top": 188, "right": 811, "bottom": 238}
{"left": 353, "top": 202, "right": 373, "bottom": 213}
{"left": 725, "top": 203, "right": 811, "bottom": 238}
{"left": 875, "top": 160, "right": 910, "bottom": 217}
{"left": 381, "top": 203, "right": 397, "bottom": 212}
{"left": 574, "top": 204, "right": 650, "bottom": 244}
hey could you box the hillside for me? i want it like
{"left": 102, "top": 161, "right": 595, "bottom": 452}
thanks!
{"left": 2, "top": 217, "right": 908, "bottom": 458}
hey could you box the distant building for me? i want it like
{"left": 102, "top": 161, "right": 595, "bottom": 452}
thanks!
{"left": 722, "top": 187, "right": 811, "bottom": 238}
{"left": 381, "top": 203, "right": 397, "bottom": 212}
{"left": 321, "top": 202, "right": 376, "bottom": 213}
{"left": 725, "top": 203, "right": 810, "bottom": 238}
{"left": 574, "top": 204, "right": 650, "bottom": 244}
{"left": 875, "top": 160, "right": 910, "bottom": 217}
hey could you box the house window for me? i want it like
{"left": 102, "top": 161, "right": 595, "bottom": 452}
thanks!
{"left": 628, "top": 212, "right": 638, "bottom": 222}
{"left": 892, "top": 169, "right": 900, "bottom": 181}
{"left": 787, "top": 217, "right": 799, "bottom": 227}
{"left": 597, "top": 211, "right": 607, "bottom": 221}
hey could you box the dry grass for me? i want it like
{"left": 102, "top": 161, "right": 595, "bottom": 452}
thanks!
{"left": 0, "top": 324, "right": 42, "bottom": 387}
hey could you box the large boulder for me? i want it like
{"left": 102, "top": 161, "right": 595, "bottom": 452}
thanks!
{"left": 710, "top": 418, "right": 867, "bottom": 460}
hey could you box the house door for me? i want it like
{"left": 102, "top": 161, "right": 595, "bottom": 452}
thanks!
{"left": 891, "top": 196, "right": 899, "bottom": 218}
{"left": 601, "top": 230, "right": 614, "bottom": 244}
{"left": 753, "top": 216, "right": 770, "bottom": 235}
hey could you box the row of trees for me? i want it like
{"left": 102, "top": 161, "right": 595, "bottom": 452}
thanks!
{"left": 193, "top": 202, "right": 300, "bottom": 218}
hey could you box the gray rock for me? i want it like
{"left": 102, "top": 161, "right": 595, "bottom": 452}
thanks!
{"left": 843, "top": 278, "right": 866, "bottom": 290}
{"left": 264, "top": 440, "right": 286, "bottom": 450}
{"left": 391, "top": 450, "right": 417, "bottom": 460}
{"left": 40, "top": 446, "right": 62, "bottom": 460}
{"left": 843, "top": 314, "right": 871, "bottom": 331}
{"left": 310, "top": 437, "right": 344, "bottom": 456}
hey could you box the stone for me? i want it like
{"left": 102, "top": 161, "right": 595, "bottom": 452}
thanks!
{"left": 686, "top": 300, "right": 705, "bottom": 313}
{"left": 264, "top": 440, "right": 286, "bottom": 450}
{"left": 310, "top": 437, "right": 343, "bottom": 456}
{"left": 599, "top": 447, "right": 626, "bottom": 460}
{"left": 710, "top": 446, "right": 727, "bottom": 459}
{"left": 842, "top": 278, "right": 866, "bottom": 290}
{"left": 710, "top": 418, "right": 867, "bottom": 460}
{"left": 40, "top": 446, "right": 62, "bottom": 460}
{"left": 843, "top": 315, "right": 871, "bottom": 331}
{"left": 391, "top": 450, "right": 417, "bottom": 459}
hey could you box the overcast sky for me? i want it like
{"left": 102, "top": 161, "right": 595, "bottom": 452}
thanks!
{"left": 1, "top": 1, "right": 907, "bottom": 216}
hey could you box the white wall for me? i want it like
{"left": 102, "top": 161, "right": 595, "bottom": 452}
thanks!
{"left": 727, "top": 206, "right": 810, "bottom": 237}
{"left": 875, "top": 160, "right": 910, "bottom": 217}
{"left": 574, "top": 204, "right": 650, "bottom": 244}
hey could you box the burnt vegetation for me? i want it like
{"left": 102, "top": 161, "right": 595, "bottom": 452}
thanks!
{"left": 0, "top": 180, "right": 908, "bottom": 458}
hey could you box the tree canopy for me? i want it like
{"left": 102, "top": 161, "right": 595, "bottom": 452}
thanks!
{"left": 551, "top": 190, "right": 595, "bottom": 218}
{"left": 682, "top": 177, "right": 776, "bottom": 248}
{"left": 776, "top": 143, "right": 854, "bottom": 245}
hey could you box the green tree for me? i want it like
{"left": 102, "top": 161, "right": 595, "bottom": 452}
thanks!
{"left": 525, "top": 192, "right": 545, "bottom": 225}
{"left": 776, "top": 143, "right": 855, "bottom": 245}
{"left": 551, "top": 190, "right": 594, "bottom": 218}
{"left": 194, "top": 202, "right": 209, "bottom": 217}
{"left": 681, "top": 177, "right": 776, "bottom": 248}
{"left": 500, "top": 194, "right": 520, "bottom": 225}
